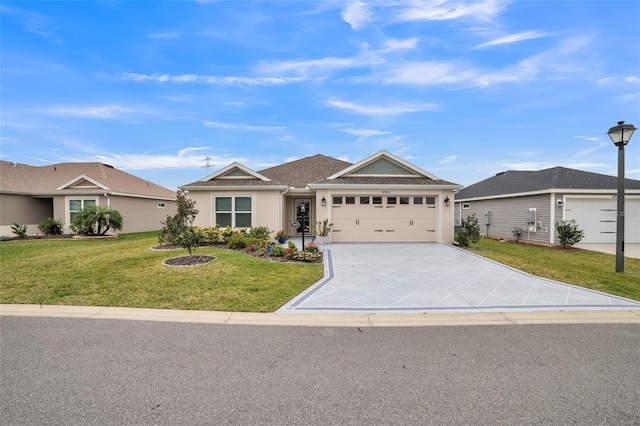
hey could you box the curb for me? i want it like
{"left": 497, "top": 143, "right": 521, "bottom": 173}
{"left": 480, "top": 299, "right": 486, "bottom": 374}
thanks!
{"left": 2, "top": 304, "right": 639, "bottom": 327}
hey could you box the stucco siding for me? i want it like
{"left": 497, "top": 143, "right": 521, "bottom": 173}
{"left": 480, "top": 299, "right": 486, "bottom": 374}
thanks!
{"left": 109, "top": 196, "right": 177, "bottom": 233}
{"left": 189, "top": 190, "right": 281, "bottom": 233}
{"left": 0, "top": 194, "right": 53, "bottom": 236}
{"left": 456, "top": 194, "right": 552, "bottom": 244}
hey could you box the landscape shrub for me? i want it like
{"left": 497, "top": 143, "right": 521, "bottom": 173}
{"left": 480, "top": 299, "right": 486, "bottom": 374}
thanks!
{"left": 248, "top": 226, "right": 271, "bottom": 241}
{"left": 11, "top": 223, "right": 27, "bottom": 239}
{"left": 38, "top": 217, "right": 64, "bottom": 235}
{"left": 270, "top": 243, "right": 284, "bottom": 257}
{"left": 194, "top": 225, "right": 221, "bottom": 243}
{"left": 555, "top": 220, "right": 585, "bottom": 248}
{"left": 70, "top": 206, "right": 123, "bottom": 236}
{"left": 227, "top": 232, "right": 249, "bottom": 250}
{"left": 455, "top": 213, "right": 481, "bottom": 247}
{"left": 283, "top": 247, "right": 296, "bottom": 259}
{"left": 304, "top": 242, "right": 319, "bottom": 253}
{"left": 294, "top": 250, "right": 321, "bottom": 262}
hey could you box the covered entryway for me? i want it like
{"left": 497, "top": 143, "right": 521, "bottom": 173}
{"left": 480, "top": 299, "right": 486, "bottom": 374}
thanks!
{"left": 565, "top": 197, "right": 640, "bottom": 243}
{"left": 330, "top": 195, "right": 437, "bottom": 242}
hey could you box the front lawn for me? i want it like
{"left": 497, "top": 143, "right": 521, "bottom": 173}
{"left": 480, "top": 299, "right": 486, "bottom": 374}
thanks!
{"left": 471, "top": 238, "right": 640, "bottom": 301}
{"left": 0, "top": 232, "right": 324, "bottom": 312}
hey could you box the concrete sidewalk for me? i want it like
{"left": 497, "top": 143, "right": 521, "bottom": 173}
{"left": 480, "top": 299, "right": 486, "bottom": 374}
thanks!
{"left": 1, "top": 304, "right": 639, "bottom": 327}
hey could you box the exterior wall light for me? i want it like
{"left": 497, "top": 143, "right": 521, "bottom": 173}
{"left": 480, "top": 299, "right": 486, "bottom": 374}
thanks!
{"left": 321, "top": 196, "right": 326, "bottom": 207}
{"left": 444, "top": 196, "right": 450, "bottom": 206}
{"left": 607, "top": 120, "right": 636, "bottom": 273}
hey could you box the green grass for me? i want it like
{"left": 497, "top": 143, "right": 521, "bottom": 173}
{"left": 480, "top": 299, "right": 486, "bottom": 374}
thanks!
{"left": 471, "top": 238, "right": 640, "bottom": 301}
{"left": 0, "top": 232, "right": 323, "bottom": 312}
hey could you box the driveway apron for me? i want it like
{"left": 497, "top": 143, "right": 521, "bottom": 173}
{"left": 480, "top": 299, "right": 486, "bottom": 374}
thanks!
{"left": 279, "top": 243, "right": 640, "bottom": 314}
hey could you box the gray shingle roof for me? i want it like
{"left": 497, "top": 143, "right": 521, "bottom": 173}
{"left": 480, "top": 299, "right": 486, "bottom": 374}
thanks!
{"left": 0, "top": 161, "right": 175, "bottom": 199}
{"left": 183, "top": 154, "right": 353, "bottom": 189}
{"left": 312, "top": 176, "right": 458, "bottom": 186}
{"left": 455, "top": 166, "right": 640, "bottom": 200}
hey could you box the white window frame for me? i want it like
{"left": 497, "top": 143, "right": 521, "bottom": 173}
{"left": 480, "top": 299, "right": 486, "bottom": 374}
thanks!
{"left": 462, "top": 203, "right": 471, "bottom": 210}
{"left": 214, "top": 196, "right": 254, "bottom": 228}
{"left": 157, "top": 202, "right": 166, "bottom": 208}
{"left": 67, "top": 197, "right": 98, "bottom": 224}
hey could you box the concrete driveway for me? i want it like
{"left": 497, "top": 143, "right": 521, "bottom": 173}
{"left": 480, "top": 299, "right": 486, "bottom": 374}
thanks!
{"left": 279, "top": 243, "right": 640, "bottom": 314}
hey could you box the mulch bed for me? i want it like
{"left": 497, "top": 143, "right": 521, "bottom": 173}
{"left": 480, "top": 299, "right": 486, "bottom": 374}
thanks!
{"left": 163, "top": 255, "right": 216, "bottom": 267}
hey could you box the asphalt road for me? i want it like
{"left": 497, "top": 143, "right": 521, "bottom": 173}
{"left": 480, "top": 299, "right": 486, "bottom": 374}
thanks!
{"left": 1, "top": 317, "right": 639, "bottom": 425}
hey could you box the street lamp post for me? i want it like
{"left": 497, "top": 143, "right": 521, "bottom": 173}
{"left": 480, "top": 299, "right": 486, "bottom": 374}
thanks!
{"left": 300, "top": 203, "right": 306, "bottom": 251}
{"left": 607, "top": 120, "right": 636, "bottom": 273}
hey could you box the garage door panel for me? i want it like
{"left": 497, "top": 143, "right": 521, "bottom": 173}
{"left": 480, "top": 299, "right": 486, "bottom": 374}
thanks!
{"left": 331, "top": 195, "right": 438, "bottom": 242}
{"left": 565, "top": 198, "right": 640, "bottom": 244}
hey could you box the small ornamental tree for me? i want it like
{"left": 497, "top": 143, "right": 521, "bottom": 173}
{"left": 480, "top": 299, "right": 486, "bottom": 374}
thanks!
{"left": 455, "top": 213, "right": 481, "bottom": 247}
{"left": 159, "top": 189, "right": 201, "bottom": 255}
{"left": 70, "top": 206, "right": 123, "bottom": 236}
{"left": 555, "top": 220, "right": 585, "bottom": 248}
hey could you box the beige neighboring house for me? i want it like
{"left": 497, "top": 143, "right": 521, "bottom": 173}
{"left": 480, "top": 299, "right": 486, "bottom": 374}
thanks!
{"left": 0, "top": 161, "right": 177, "bottom": 236}
{"left": 181, "top": 150, "right": 461, "bottom": 243}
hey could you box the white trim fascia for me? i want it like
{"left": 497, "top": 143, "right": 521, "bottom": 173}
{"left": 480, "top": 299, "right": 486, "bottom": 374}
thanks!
{"left": 327, "top": 150, "right": 441, "bottom": 180}
{"left": 106, "top": 192, "right": 176, "bottom": 201}
{"left": 200, "top": 162, "right": 271, "bottom": 182}
{"left": 455, "top": 188, "right": 640, "bottom": 202}
{"left": 286, "top": 188, "right": 313, "bottom": 193}
{"left": 309, "top": 183, "right": 461, "bottom": 190}
{"left": 181, "top": 184, "right": 287, "bottom": 192}
{"left": 56, "top": 174, "right": 109, "bottom": 191}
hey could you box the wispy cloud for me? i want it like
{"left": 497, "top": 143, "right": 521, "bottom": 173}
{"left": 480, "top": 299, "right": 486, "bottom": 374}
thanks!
{"left": 0, "top": 4, "right": 59, "bottom": 40}
{"left": 475, "top": 30, "right": 551, "bottom": 49}
{"left": 340, "top": 128, "right": 391, "bottom": 137}
{"left": 380, "top": 38, "right": 419, "bottom": 53}
{"left": 395, "top": 0, "right": 508, "bottom": 23}
{"left": 575, "top": 142, "right": 608, "bottom": 156}
{"left": 614, "top": 92, "right": 640, "bottom": 103}
{"left": 376, "top": 61, "right": 476, "bottom": 86}
{"left": 327, "top": 98, "right": 439, "bottom": 115}
{"left": 44, "top": 104, "right": 141, "bottom": 119}
{"left": 89, "top": 153, "right": 244, "bottom": 171}
{"left": 147, "top": 32, "right": 179, "bottom": 39}
{"left": 257, "top": 53, "right": 383, "bottom": 76}
{"left": 439, "top": 155, "right": 458, "bottom": 164}
{"left": 203, "top": 121, "right": 286, "bottom": 131}
{"left": 122, "top": 73, "right": 306, "bottom": 86}
{"left": 341, "top": 1, "right": 374, "bottom": 30}
{"left": 574, "top": 136, "right": 600, "bottom": 141}
{"left": 177, "top": 146, "right": 209, "bottom": 157}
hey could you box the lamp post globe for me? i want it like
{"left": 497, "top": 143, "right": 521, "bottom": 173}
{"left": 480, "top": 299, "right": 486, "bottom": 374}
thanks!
{"left": 607, "top": 121, "right": 636, "bottom": 273}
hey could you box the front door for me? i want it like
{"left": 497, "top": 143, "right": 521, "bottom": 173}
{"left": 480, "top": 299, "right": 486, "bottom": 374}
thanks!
{"left": 294, "top": 199, "right": 311, "bottom": 235}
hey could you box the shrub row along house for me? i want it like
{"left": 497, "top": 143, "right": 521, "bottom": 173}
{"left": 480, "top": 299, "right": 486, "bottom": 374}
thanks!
{"left": 180, "top": 151, "right": 461, "bottom": 244}
{"left": 0, "top": 160, "right": 176, "bottom": 236}
{"left": 454, "top": 166, "right": 640, "bottom": 245}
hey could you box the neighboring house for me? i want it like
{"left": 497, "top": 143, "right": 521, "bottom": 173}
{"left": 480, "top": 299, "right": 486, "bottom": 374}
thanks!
{"left": 0, "top": 161, "right": 177, "bottom": 236}
{"left": 180, "top": 150, "right": 461, "bottom": 243}
{"left": 454, "top": 167, "right": 640, "bottom": 245}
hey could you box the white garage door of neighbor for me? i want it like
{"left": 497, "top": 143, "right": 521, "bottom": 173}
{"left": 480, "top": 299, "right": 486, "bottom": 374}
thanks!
{"left": 331, "top": 195, "right": 437, "bottom": 242}
{"left": 565, "top": 197, "right": 640, "bottom": 243}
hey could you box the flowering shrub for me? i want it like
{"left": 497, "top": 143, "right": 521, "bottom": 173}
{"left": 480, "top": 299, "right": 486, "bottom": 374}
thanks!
{"left": 283, "top": 247, "right": 296, "bottom": 259}
{"left": 294, "top": 250, "right": 322, "bottom": 262}
{"left": 270, "top": 243, "right": 284, "bottom": 257}
{"left": 194, "top": 225, "right": 221, "bottom": 243}
{"left": 304, "top": 242, "right": 319, "bottom": 253}
{"left": 275, "top": 230, "right": 288, "bottom": 240}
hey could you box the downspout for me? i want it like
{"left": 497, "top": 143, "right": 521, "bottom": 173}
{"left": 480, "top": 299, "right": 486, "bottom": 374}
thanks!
{"left": 104, "top": 193, "right": 111, "bottom": 209}
{"left": 280, "top": 187, "right": 290, "bottom": 231}
{"left": 549, "top": 193, "right": 555, "bottom": 245}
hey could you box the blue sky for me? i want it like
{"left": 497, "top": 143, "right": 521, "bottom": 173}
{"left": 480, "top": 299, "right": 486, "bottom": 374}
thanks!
{"left": 1, "top": 0, "right": 639, "bottom": 190}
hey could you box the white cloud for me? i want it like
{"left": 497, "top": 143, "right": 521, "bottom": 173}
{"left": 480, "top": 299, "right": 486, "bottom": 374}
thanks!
{"left": 475, "top": 30, "right": 550, "bottom": 49}
{"left": 575, "top": 142, "right": 608, "bottom": 156}
{"left": 439, "top": 155, "right": 458, "bottom": 164}
{"left": 614, "top": 92, "right": 640, "bottom": 103}
{"left": 257, "top": 52, "right": 383, "bottom": 76}
{"left": 625, "top": 76, "right": 639, "bottom": 82}
{"left": 327, "top": 98, "right": 439, "bottom": 115}
{"left": 380, "top": 38, "right": 419, "bottom": 53}
{"left": 177, "top": 146, "right": 209, "bottom": 157}
{"left": 147, "top": 32, "right": 179, "bottom": 39}
{"left": 44, "top": 104, "right": 139, "bottom": 119}
{"left": 203, "top": 121, "right": 286, "bottom": 131}
{"left": 121, "top": 73, "right": 306, "bottom": 86}
{"left": 340, "top": 128, "right": 391, "bottom": 137}
{"left": 90, "top": 153, "right": 244, "bottom": 170}
{"left": 395, "top": 0, "right": 508, "bottom": 23}
{"left": 378, "top": 61, "right": 477, "bottom": 86}
{"left": 341, "top": 1, "right": 374, "bottom": 30}
{"left": 574, "top": 136, "right": 600, "bottom": 141}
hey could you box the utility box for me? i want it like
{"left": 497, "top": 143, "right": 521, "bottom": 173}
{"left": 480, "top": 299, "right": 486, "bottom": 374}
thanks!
{"left": 527, "top": 209, "right": 536, "bottom": 224}
{"left": 485, "top": 210, "right": 491, "bottom": 225}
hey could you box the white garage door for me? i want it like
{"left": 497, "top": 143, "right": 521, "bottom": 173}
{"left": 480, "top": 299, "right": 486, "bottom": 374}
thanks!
{"left": 565, "top": 197, "right": 640, "bottom": 243}
{"left": 331, "top": 195, "right": 437, "bottom": 242}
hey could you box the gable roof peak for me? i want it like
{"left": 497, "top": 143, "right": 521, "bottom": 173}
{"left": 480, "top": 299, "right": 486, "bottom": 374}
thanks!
{"left": 328, "top": 150, "right": 441, "bottom": 180}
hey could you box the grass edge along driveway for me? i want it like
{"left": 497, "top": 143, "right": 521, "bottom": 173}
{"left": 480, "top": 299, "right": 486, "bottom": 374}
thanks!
{"left": 1, "top": 233, "right": 638, "bottom": 312}
{"left": 0, "top": 232, "right": 323, "bottom": 312}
